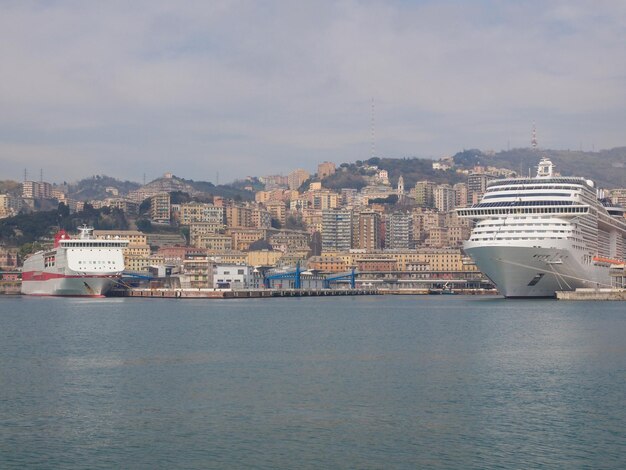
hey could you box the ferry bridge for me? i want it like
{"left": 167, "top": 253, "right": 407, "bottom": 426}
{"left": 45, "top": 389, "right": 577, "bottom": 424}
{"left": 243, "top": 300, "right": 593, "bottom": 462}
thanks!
{"left": 263, "top": 262, "right": 357, "bottom": 290}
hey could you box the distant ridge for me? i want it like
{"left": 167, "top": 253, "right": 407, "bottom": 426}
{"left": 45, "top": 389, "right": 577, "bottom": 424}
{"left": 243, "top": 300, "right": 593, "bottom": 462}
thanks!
{"left": 319, "top": 147, "right": 626, "bottom": 190}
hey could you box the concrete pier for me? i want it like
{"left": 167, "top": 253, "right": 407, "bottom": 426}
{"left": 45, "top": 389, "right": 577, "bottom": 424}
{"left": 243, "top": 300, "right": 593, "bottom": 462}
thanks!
{"left": 556, "top": 288, "right": 626, "bottom": 301}
{"left": 110, "top": 288, "right": 380, "bottom": 299}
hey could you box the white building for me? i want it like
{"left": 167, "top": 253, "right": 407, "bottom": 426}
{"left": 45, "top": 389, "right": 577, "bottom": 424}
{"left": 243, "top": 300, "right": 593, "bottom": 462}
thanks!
{"left": 213, "top": 265, "right": 254, "bottom": 289}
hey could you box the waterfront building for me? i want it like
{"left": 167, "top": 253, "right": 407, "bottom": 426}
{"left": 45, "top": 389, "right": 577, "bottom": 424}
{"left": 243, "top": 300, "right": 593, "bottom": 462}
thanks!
{"left": 213, "top": 265, "right": 253, "bottom": 289}
{"left": 307, "top": 256, "right": 349, "bottom": 273}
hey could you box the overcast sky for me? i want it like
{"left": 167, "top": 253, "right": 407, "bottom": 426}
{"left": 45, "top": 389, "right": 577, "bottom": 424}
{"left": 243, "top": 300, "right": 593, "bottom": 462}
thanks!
{"left": 1, "top": 1, "right": 625, "bottom": 184}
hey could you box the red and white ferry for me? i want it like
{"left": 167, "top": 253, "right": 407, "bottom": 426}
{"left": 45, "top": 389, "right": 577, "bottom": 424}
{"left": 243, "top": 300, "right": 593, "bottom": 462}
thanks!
{"left": 21, "top": 226, "right": 128, "bottom": 297}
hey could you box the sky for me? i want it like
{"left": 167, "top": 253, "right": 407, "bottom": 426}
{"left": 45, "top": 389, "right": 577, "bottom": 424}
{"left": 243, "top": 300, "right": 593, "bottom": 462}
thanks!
{"left": 1, "top": 0, "right": 626, "bottom": 184}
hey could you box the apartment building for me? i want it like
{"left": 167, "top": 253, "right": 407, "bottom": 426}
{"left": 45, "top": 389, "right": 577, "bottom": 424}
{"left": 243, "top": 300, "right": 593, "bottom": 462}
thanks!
{"left": 150, "top": 193, "right": 171, "bottom": 224}
{"left": 179, "top": 203, "right": 225, "bottom": 226}
{"left": 321, "top": 209, "right": 352, "bottom": 252}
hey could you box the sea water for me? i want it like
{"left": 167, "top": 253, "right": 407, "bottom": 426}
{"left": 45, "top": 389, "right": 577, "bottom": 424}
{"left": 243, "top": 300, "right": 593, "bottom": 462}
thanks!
{"left": 1, "top": 295, "right": 625, "bottom": 469}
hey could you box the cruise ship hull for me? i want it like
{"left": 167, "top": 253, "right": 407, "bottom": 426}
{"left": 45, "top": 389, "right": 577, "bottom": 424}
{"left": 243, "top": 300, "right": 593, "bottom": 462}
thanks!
{"left": 21, "top": 274, "right": 120, "bottom": 297}
{"left": 464, "top": 244, "right": 608, "bottom": 298}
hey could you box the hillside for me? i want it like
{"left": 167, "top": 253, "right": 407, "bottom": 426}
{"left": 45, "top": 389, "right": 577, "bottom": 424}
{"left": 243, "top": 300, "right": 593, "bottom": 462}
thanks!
{"left": 320, "top": 157, "right": 465, "bottom": 190}
{"left": 69, "top": 175, "right": 141, "bottom": 200}
{"left": 323, "top": 147, "right": 626, "bottom": 190}
{"left": 462, "top": 147, "right": 626, "bottom": 188}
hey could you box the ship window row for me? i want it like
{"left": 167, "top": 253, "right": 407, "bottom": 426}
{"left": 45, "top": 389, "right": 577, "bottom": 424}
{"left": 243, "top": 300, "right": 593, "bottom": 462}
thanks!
{"left": 77, "top": 260, "right": 117, "bottom": 265}
{"left": 62, "top": 242, "right": 126, "bottom": 247}
{"left": 474, "top": 201, "right": 580, "bottom": 208}
{"left": 470, "top": 236, "right": 566, "bottom": 241}
{"left": 460, "top": 206, "right": 588, "bottom": 216}
{"left": 486, "top": 185, "right": 582, "bottom": 192}
{"left": 488, "top": 178, "right": 588, "bottom": 187}
{"left": 482, "top": 192, "right": 574, "bottom": 199}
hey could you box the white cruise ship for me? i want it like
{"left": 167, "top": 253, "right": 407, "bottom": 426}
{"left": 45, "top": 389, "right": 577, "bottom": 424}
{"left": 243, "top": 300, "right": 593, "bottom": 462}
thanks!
{"left": 21, "top": 226, "right": 128, "bottom": 297}
{"left": 457, "top": 158, "right": 626, "bottom": 297}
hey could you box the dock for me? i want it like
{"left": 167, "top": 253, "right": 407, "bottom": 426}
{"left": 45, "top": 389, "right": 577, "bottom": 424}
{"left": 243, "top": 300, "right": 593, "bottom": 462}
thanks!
{"left": 110, "top": 288, "right": 381, "bottom": 299}
{"left": 556, "top": 288, "right": 626, "bottom": 301}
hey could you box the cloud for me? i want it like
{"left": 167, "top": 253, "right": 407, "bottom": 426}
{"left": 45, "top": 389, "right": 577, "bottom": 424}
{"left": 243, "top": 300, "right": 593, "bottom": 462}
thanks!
{"left": 0, "top": 0, "right": 625, "bottom": 183}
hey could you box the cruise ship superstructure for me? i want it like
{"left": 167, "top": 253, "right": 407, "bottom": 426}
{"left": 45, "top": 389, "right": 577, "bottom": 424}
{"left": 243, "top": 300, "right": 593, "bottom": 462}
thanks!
{"left": 21, "top": 226, "right": 128, "bottom": 297}
{"left": 458, "top": 158, "right": 626, "bottom": 297}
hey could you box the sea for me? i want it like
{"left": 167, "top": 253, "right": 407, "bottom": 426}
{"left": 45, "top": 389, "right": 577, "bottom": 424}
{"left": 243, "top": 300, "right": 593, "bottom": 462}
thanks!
{"left": 1, "top": 295, "right": 625, "bottom": 469}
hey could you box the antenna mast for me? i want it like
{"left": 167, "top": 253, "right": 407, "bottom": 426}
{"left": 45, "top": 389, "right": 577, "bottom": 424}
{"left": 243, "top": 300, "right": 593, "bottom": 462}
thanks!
{"left": 370, "top": 98, "right": 376, "bottom": 159}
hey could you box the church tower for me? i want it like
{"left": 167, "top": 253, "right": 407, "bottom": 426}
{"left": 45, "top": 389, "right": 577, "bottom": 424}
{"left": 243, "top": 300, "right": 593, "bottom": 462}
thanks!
{"left": 397, "top": 176, "right": 405, "bottom": 195}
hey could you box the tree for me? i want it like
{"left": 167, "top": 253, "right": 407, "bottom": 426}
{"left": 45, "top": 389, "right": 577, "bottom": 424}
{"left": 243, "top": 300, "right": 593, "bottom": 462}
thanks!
{"left": 136, "top": 219, "right": 153, "bottom": 233}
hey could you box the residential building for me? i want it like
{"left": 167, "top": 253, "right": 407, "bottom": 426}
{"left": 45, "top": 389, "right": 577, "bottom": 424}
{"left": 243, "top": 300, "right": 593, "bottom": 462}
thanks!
{"left": 22, "top": 181, "right": 52, "bottom": 200}
{"left": 0, "top": 194, "right": 21, "bottom": 218}
{"left": 265, "top": 200, "right": 287, "bottom": 226}
{"left": 179, "top": 203, "right": 225, "bottom": 226}
{"left": 288, "top": 169, "right": 310, "bottom": 190}
{"left": 321, "top": 209, "right": 353, "bottom": 252}
{"left": 386, "top": 211, "right": 412, "bottom": 249}
{"left": 434, "top": 184, "right": 456, "bottom": 212}
{"left": 150, "top": 193, "right": 171, "bottom": 224}
{"left": 194, "top": 234, "right": 233, "bottom": 251}
{"left": 413, "top": 181, "right": 436, "bottom": 208}
{"left": 356, "top": 211, "right": 381, "bottom": 251}
{"left": 467, "top": 173, "right": 496, "bottom": 205}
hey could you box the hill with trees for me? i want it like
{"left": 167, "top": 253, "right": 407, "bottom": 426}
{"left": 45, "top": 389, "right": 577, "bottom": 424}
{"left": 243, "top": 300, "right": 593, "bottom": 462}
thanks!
{"left": 450, "top": 147, "right": 626, "bottom": 188}
{"left": 68, "top": 175, "right": 141, "bottom": 200}
{"left": 0, "top": 203, "right": 128, "bottom": 249}
{"left": 319, "top": 147, "right": 626, "bottom": 191}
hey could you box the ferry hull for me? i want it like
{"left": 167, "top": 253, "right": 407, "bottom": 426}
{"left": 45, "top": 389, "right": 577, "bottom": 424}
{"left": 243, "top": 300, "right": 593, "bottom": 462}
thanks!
{"left": 464, "top": 244, "right": 608, "bottom": 298}
{"left": 21, "top": 276, "right": 118, "bottom": 297}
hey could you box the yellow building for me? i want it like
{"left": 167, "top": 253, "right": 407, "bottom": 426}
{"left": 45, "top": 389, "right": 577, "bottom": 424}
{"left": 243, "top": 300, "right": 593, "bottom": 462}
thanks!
{"left": 228, "top": 228, "right": 268, "bottom": 251}
{"left": 195, "top": 234, "right": 233, "bottom": 251}
{"left": 265, "top": 201, "right": 286, "bottom": 225}
{"left": 208, "top": 251, "right": 248, "bottom": 265}
{"left": 247, "top": 250, "right": 283, "bottom": 267}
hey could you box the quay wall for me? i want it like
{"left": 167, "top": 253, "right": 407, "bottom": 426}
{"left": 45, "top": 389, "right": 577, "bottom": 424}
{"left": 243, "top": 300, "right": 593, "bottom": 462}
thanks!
{"left": 556, "top": 289, "right": 626, "bottom": 301}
